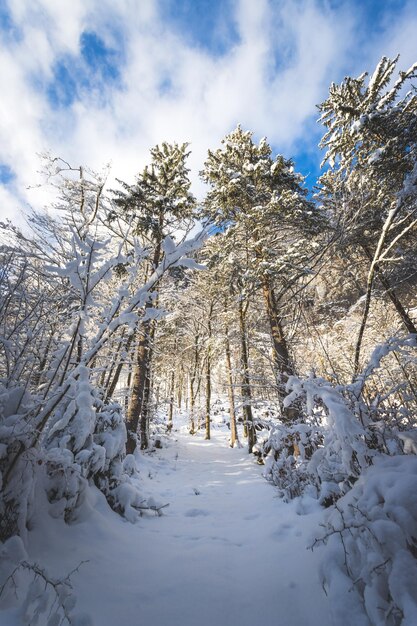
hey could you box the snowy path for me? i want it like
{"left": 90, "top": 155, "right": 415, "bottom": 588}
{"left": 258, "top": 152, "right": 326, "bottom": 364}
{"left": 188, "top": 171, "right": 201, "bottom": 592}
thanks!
{"left": 25, "top": 425, "right": 332, "bottom": 626}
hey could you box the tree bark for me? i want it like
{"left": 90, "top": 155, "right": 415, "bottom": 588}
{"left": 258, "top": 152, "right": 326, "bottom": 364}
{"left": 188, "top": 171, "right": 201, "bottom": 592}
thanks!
{"left": 205, "top": 354, "right": 211, "bottom": 440}
{"left": 205, "top": 303, "right": 214, "bottom": 440}
{"left": 125, "top": 367, "right": 132, "bottom": 412}
{"left": 126, "top": 317, "right": 152, "bottom": 453}
{"left": 177, "top": 366, "right": 183, "bottom": 410}
{"left": 260, "top": 273, "right": 299, "bottom": 422}
{"left": 238, "top": 299, "right": 256, "bottom": 453}
{"left": 261, "top": 273, "right": 293, "bottom": 389}
{"left": 139, "top": 363, "right": 151, "bottom": 449}
{"left": 189, "top": 374, "right": 195, "bottom": 434}
{"left": 189, "top": 333, "right": 200, "bottom": 434}
{"left": 167, "top": 368, "right": 175, "bottom": 432}
{"left": 138, "top": 317, "right": 156, "bottom": 449}
{"left": 225, "top": 321, "right": 239, "bottom": 448}
{"left": 125, "top": 233, "right": 162, "bottom": 453}
{"left": 31, "top": 332, "right": 53, "bottom": 388}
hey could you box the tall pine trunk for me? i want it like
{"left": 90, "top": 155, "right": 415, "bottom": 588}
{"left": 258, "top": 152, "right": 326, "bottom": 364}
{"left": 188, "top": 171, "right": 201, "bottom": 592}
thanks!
{"left": 261, "top": 273, "right": 297, "bottom": 421}
{"left": 205, "top": 303, "right": 213, "bottom": 440}
{"left": 205, "top": 355, "right": 211, "bottom": 440}
{"left": 138, "top": 319, "right": 156, "bottom": 449}
{"left": 189, "top": 333, "right": 200, "bottom": 434}
{"left": 167, "top": 368, "right": 175, "bottom": 432}
{"left": 189, "top": 375, "right": 195, "bottom": 434}
{"left": 225, "top": 320, "right": 239, "bottom": 447}
{"left": 261, "top": 274, "right": 292, "bottom": 384}
{"left": 177, "top": 366, "right": 183, "bottom": 410}
{"left": 238, "top": 299, "right": 255, "bottom": 453}
{"left": 126, "top": 239, "right": 162, "bottom": 453}
{"left": 126, "top": 317, "right": 152, "bottom": 453}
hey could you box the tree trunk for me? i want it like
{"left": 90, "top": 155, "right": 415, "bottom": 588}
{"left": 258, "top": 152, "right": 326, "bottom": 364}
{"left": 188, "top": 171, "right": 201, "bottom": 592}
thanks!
{"left": 125, "top": 238, "right": 162, "bottom": 454}
{"left": 177, "top": 367, "right": 183, "bottom": 410}
{"left": 138, "top": 318, "right": 156, "bottom": 450}
{"left": 261, "top": 274, "right": 299, "bottom": 422}
{"left": 124, "top": 346, "right": 135, "bottom": 412}
{"left": 189, "top": 333, "right": 200, "bottom": 434}
{"left": 225, "top": 320, "right": 238, "bottom": 448}
{"left": 238, "top": 299, "right": 256, "bottom": 453}
{"left": 189, "top": 374, "right": 195, "bottom": 434}
{"left": 139, "top": 362, "right": 151, "bottom": 449}
{"left": 167, "top": 369, "right": 175, "bottom": 432}
{"left": 205, "top": 304, "right": 213, "bottom": 440}
{"left": 205, "top": 354, "right": 211, "bottom": 440}
{"left": 31, "top": 332, "right": 53, "bottom": 388}
{"left": 126, "top": 318, "right": 151, "bottom": 453}
{"left": 261, "top": 274, "right": 293, "bottom": 390}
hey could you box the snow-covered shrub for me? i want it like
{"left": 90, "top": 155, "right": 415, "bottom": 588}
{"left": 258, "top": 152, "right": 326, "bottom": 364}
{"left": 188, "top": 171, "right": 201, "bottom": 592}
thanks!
{"left": 41, "top": 367, "right": 131, "bottom": 519}
{"left": 0, "top": 374, "right": 140, "bottom": 537}
{"left": 263, "top": 335, "right": 417, "bottom": 623}
{"left": 263, "top": 421, "right": 322, "bottom": 500}
{"left": 263, "top": 371, "right": 369, "bottom": 505}
{"left": 0, "top": 385, "right": 39, "bottom": 541}
{"left": 265, "top": 335, "right": 417, "bottom": 505}
{"left": 285, "top": 374, "right": 371, "bottom": 505}
{"left": 316, "top": 455, "right": 417, "bottom": 626}
{"left": 0, "top": 377, "right": 126, "bottom": 535}
{"left": 0, "top": 178, "right": 204, "bottom": 540}
{"left": 0, "top": 535, "right": 92, "bottom": 625}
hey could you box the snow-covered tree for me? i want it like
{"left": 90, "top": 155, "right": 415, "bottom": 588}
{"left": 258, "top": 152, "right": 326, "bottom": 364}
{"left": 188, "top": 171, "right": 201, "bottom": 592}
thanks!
{"left": 201, "top": 126, "right": 323, "bottom": 415}
{"left": 111, "top": 142, "right": 196, "bottom": 451}
{"left": 0, "top": 160, "right": 203, "bottom": 542}
{"left": 318, "top": 56, "right": 417, "bottom": 375}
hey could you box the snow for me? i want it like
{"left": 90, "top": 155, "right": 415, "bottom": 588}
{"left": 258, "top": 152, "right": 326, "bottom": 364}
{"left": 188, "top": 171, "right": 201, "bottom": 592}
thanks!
{"left": 1, "top": 415, "right": 332, "bottom": 626}
{"left": 367, "top": 147, "right": 385, "bottom": 164}
{"left": 318, "top": 454, "right": 417, "bottom": 626}
{"left": 350, "top": 115, "right": 367, "bottom": 134}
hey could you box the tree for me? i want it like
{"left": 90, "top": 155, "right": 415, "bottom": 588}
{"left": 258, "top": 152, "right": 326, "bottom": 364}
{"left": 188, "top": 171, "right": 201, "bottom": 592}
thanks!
{"left": 0, "top": 158, "right": 203, "bottom": 540}
{"left": 201, "top": 126, "right": 322, "bottom": 415}
{"left": 111, "top": 142, "right": 196, "bottom": 451}
{"left": 317, "top": 56, "right": 417, "bottom": 375}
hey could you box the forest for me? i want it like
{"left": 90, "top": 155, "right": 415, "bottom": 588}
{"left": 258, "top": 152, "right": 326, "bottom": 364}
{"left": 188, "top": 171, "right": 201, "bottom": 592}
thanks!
{"left": 1, "top": 55, "right": 417, "bottom": 626}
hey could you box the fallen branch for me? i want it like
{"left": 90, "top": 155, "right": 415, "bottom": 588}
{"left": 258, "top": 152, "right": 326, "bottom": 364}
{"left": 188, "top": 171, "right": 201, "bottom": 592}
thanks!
{"left": 132, "top": 502, "right": 170, "bottom": 517}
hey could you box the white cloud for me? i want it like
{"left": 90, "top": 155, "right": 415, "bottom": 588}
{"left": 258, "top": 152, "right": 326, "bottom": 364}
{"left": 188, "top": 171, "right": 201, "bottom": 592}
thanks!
{"left": 0, "top": 0, "right": 415, "bottom": 225}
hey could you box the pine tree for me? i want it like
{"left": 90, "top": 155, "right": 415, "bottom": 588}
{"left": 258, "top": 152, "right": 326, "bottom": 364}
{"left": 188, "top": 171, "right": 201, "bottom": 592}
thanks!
{"left": 200, "top": 126, "right": 322, "bottom": 416}
{"left": 112, "top": 142, "right": 196, "bottom": 451}
{"left": 318, "top": 56, "right": 417, "bottom": 374}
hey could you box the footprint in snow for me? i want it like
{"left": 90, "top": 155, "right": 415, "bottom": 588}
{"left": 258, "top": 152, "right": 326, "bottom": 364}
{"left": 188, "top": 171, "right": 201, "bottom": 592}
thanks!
{"left": 184, "top": 508, "right": 210, "bottom": 517}
{"left": 271, "top": 523, "right": 292, "bottom": 540}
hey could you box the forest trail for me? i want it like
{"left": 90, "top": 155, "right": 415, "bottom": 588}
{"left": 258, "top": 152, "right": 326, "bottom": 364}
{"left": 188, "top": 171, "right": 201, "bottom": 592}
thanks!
{"left": 25, "top": 420, "right": 332, "bottom": 626}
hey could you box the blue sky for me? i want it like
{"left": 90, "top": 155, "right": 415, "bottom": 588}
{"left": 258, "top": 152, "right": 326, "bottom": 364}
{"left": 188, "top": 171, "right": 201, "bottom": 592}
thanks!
{"left": 161, "top": 0, "right": 240, "bottom": 55}
{"left": 46, "top": 32, "right": 122, "bottom": 108}
{"left": 0, "top": 0, "right": 416, "bottom": 221}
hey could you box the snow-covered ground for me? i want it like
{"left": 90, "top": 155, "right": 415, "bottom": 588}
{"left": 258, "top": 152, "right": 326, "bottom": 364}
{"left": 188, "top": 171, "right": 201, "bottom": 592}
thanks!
{"left": 2, "top": 416, "right": 332, "bottom": 626}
